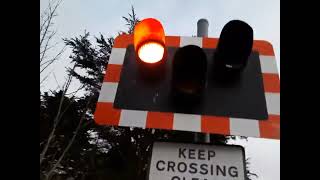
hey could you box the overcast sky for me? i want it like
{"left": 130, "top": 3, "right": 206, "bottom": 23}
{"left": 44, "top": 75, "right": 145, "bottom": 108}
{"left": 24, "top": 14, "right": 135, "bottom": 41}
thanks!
{"left": 40, "top": 0, "right": 280, "bottom": 179}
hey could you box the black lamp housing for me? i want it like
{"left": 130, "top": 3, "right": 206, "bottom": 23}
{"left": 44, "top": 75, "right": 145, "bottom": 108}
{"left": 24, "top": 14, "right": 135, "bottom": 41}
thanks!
{"left": 213, "top": 20, "right": 253, "bottom": 80}
{"left": 171, "top": 45, "right": 208, "bottom": 104}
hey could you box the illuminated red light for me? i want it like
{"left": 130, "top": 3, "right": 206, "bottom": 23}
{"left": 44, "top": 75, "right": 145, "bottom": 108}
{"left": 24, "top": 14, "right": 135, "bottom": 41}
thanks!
{"left": 134, "top": 18, "right": 166, "bottom": 64}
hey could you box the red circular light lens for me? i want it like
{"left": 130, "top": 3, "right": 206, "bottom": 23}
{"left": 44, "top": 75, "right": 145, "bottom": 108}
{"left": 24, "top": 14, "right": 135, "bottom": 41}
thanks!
{"left": 134, "top": 18, "right": 166, "bottom": 64}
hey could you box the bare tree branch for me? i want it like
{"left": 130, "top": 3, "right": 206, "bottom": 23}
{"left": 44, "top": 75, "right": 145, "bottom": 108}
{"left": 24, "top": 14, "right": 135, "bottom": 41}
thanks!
{"left": 40, "top": 0, "right": 62, "bottom": 47}
{"left": 40, "top": 0, "right": 64, "bottom": 86}
{"left": 40, "top": 65, "right": 75, "bottom": 166}
{"left": 45, "top": 95, "right": 93, "bottom": 180}
{"left": 40, "top": 45, "right": 66, "bottom": 74}
{"left": 40, "top": 140, "right": 47, "bottom": 147}
{"left": 40, "top": 41, "right": 60, "bottom": 55}
{"left": 56, "top": 85, "right": 84, "bottom": 122}
{"left": 52, "top": 72, "right": 61, "bottom": 90}
{"left": 40, "top": 69, "right": 54, "bottom": 85}
{"left": 65, "top": 85, "right": 84, "bottom": 96}
{"left": 40, "top": 14, "right": 49, "bottom": 35}
{"left": 40, "top": 30, "right": 57, "bottom": 63}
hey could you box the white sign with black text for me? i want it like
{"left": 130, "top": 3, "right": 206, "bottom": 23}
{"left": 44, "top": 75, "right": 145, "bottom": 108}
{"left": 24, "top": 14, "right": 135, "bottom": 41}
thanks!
{"left": 148, "top": 142, "right": 246, "bottom": 180}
